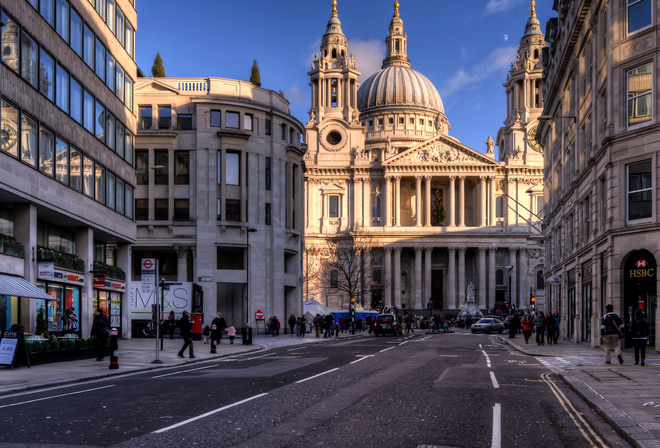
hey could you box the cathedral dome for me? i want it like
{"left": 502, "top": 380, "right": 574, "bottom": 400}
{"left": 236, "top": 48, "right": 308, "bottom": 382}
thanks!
{"left": 357, "top": 65, "right": 445, "bottom": 116}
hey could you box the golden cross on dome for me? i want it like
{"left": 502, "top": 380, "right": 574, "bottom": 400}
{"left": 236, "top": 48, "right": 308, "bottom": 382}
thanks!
{"left": 530, "top": 0, "right": 536, "bottom": 18}
{"left": 394, "top": 1, "right": 400, "bottom": 17}
{"left": 332, "top": 0, "right": 337, "bottom": 17}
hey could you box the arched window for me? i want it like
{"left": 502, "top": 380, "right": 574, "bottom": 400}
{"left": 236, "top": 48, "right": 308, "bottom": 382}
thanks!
{"left": 534, "top": 49, "right": 539, "bottom": 59}
{"left": 496, "top": 269, "right": 504, "bottom": 285}
{"left": 331, "top": 48, "right": 337, "bottom": 59}
{"left": 536, "top": 270, "right": 544, "bottom": 289}
{"left": 330, "top": 270, "right": 339, "bottom": 289}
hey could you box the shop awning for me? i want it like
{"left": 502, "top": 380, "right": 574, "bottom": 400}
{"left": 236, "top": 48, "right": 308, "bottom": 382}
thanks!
{"left": 0, "top": 275, "right": 55, "bottom": 300}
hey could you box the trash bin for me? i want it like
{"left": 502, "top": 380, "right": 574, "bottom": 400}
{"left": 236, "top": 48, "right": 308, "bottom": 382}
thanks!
{"left": 190, "top": 312, "right": 203, "bottom": 341}
{"left": 242, "top": 326, "right": 253, "bottom": 345}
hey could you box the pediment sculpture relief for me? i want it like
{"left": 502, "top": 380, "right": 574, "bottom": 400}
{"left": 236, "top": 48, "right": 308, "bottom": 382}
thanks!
{"left": 403, "top": 144, "right": 477, "bottom": 164}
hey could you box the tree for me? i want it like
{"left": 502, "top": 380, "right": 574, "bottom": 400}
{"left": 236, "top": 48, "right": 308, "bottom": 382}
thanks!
{"left": 151, "top": 52, "right": 165, "bottom": 77}
{"left": 431, "top": 188, "right": 446, "bottom": 226}
{"left": 249, "top": 59, "right": 261, "bottom": 86}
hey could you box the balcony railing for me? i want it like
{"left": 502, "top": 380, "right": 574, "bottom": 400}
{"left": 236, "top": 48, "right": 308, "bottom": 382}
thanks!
{"left": 37, "top": 246, "right": 85, "bottom": 272}
{"left": 92, "top": 261, "right": 126, "bottom": 281}
{"left": 0, "top": 234, "right": 25, "bottom": 258}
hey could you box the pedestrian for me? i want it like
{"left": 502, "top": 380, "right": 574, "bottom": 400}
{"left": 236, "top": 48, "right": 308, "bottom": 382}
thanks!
{"left": 90, "top": 308, "right": 110, "bottom": 361}
{"left": 168, "top": 311, "right": 176, "bottom": 339}
{"left": 339, "top": 316, "right": 345, "bottom": 333}
{"left": 288, "top": 314, "right": 296, "bottom": 336}
{"left": 543, "top": 312, "right": 555, "bottom": 345}
{"left": 630, "top": 308, "right": 648, "bottom": 366}
{"left": 202, "top": 324, "right": 210, "bottom": 344}
{"left": 63, "top": 306, "right": 78, "bottom": 335}
{"left": 297, "top": 315, "right": 306, "bottom": 337}
{"left": 313, "top": 314, "right": 322, "bottom": 337}
{"left": 404, "top": 314, "right": 414, "bottom": 333}
{"left": 534, "top": 311, "right": 546, "bottom": 345}
{"left": 521, "top": 313, "right": 533, "bottom": 344}
{"left": 324, "top": 314, "right": 333, "bottom": 338}
{"left": 269, "top": 316, "right": 279, "bottom": 337}
{"left": 366, "top": 315, "right": 373, "bottom": 334}
{"left": 552, "top": 312, "right": 561, "bottom": 344}
{"left": 226, "top": 325, "right": 236, "bottom": 344}
{"left": 600, "top": 304, "right": 625, "bottom": 364}
{"left": 211, "top": 313, "right": 228, "bottom": 345}
{"left": 177, "top": 310, "right": 195, "bottom": 358}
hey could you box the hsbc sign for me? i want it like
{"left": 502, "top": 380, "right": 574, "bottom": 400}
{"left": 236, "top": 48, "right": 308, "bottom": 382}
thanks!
{"left": 625, "top": 252, "right": 657, "bottom": 282}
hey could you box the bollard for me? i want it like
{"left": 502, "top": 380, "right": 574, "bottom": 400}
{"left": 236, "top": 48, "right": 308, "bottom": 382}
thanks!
{"left": 210, "top": 324, "right": 217, "bottom": 354}
{"left": 109, "top": 328, "right": 119, "bottom": 369}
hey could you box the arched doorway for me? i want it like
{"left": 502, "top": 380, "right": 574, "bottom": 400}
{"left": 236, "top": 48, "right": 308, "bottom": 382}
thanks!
{"left": 622, "top": 249, "right": 657, "bottom": 347}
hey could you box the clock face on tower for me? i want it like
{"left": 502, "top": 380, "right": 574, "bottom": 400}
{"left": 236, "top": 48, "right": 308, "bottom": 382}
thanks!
{"left": 528, "top": 125, "right": 542, "bottom": 153}
{"left": 1, "top": 121, "right": 18, "bottom": 153}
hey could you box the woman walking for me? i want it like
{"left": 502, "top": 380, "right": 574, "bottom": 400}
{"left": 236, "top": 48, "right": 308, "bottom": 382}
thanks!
{"left": 534, "top": 311, "right": 546, "bottom": 346}
{"left": 521, "top": 313, "right": 533, "bottom": 344}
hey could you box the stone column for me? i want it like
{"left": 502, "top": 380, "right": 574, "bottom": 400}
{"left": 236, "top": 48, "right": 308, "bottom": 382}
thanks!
{"left": 176, "top": 247, "right": 188, "bottom": 282}
{"left": 383, "top": 176, "right": 391, "bottom": 227}
{"left": 415, "top": 176, "right": 422, "bottom": 226}
{"left": 384, "top": 247, "right": 392, "bottom": 306}
{"left": 458, "top": 176, "right": 466, "bottom": 227}
{"left": 509, "top": 248, "right": 518, "bottom": 306}
{"left": 478, "top": 247, "right": 487, "bottom": 309}
{"left": 424, "top": 176, "right": 432, "bottom": 227}
{"left": 363, "top": 179, "right": 371, "bottom": 227}
{"left": 414, "top": 247, "right": 422, "bottom": 308}
{"left": 116, "top": 243, "right": 132, "bottom": 333}
{"left": 458, "top": 247, "right": 466, "bottom": 305}
{"left": 488, "top": 246, "right": 497, "bottom": 311}
{"left": 393, "top": 247, "right": 402, "bottom": 305}
{"left": 354, "top": 178, "right": 363, "bottom": 227}
{"left": 448, "top": 176, "right": 456, "bottom": 227}
{"left": 448, "top": 247, "right": 456, "bottom": 309}
{"left": 364, "top": 250, "right": 372, "bottom": 306}
{"left": 519, "top": 248, "right": 528, "bottom": 310}
{"left": 479, "top": 177, "right": 487, "bottom": 227}
{"left": 424, "top": 247, "right": 432, "bottom": 308}
{"left": 394, "top": 175, "right": 401, "bottom": 226}
{"left": 489, "top": 176, "right": 496, "bottom": 226}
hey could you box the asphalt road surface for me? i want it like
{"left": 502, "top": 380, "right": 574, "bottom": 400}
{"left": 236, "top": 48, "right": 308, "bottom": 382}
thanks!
{"left": 0, "top": 332, "right": 632, "bottom": 447}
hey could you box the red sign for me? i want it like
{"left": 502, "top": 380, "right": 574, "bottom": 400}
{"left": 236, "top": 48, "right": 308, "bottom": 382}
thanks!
{"left": 93, "top": 274, "right": 106, "bottom": 288}
{"left": 142, "top": 259, "right": 155, "bottom": 271}
{"left": 255, "top": 309, "right": 265, "bottom": 320}
{"left": 636, "top": 260, "right": 648, "bottom": 268}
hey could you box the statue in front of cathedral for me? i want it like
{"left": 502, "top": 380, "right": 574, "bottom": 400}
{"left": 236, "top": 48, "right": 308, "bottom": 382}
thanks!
{"left": 466, "top": 282, "right": 475, "bottom": 302}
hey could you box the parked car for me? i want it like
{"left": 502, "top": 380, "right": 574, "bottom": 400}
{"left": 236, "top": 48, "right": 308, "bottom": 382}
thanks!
{"left": 373, "top": 314, "right": 402, "bottom": 336}
{"left": 503, "top": 316, "right": 513, "bottom": 329}
{"left": 471, "top": 318, "right": 504, "bottom": 334}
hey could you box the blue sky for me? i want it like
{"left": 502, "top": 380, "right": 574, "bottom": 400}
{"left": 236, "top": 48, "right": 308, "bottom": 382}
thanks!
{"left": 135, "top": 0, "right": 555, "bottom": 152}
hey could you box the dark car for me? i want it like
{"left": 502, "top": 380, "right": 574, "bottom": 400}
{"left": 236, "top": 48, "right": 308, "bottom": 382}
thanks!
{"left": 373, "top": 314, "right": 402, "bottom": 337}
{"left": 471, "top": 318, "right": 504, "bottom": 334}
{"left": 503, "top": 316, "right": 513, "bottom": 329}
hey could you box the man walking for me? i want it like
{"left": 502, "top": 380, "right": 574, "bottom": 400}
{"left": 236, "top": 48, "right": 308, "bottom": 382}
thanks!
{"left": 600, "top": 304, "right": 624, "bottom": 364}
{"left": 177, "top": 311, "right": 195, "bottom": 359}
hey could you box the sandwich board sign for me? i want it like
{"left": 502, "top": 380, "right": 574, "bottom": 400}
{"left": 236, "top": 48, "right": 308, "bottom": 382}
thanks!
{"left": 0, "top": 330, "right": 30, "bottom": 369}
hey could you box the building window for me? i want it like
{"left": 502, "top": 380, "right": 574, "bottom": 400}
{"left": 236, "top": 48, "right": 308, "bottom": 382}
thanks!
{"left": 329, "top": 195, "right": 340, "bottom": 218}
{"left": 154, "top": 199, "right": 168, "bottom": 220}
{"left": 174, "top": 199, "right": 189, "bottom": 221}
{"left": 226, "top": 112, "right": 239, "bottom": 129}
{"left": 136, "top": 150, "right": 148, "bottom": 185}
{"left": 158, "top": 106, "right": 171, "bottom": 129}
{"left": 627, "top": 63, "right": 652, "bottom": 127}
{"left": 627, "top": 160, "right": 652, "bottom": 221}
{"left": 95, "top": 38, "right": 105, "bottom": 81}
{"left": 210, "top": 110, "right": 221, "bottom": 127}
{"left": 495, "top": 196, "right": 504, "bottom": 218}
{"left": 139, "top": 106, "right": 152, "bottom": 129}
{"left": 39, "top": 48, "right": 54, "bottom": 101}
{"left": 495, "top": 269, "right": 504, "bottom": 285}
{"left": 628, "top": 0, "right": 652, "bottom": 34}
{"left": 265, "top": 202, "right": 272, "bottom": 225}
{"left": 39, "top": 127, "right": 54, "bottom": 176}
{"left": 372, "top": 196, "right": 381, "bottom": 222}
{"left": 55, "top": 137, "right": 69, "bottom": 185}
{"left": 21, "top": 31, "right": 39, "bottom": 88}
{"left": 280, "top": 124, "right": 286, "bottom": 140}
{"left": 536, "top": 270, "right": 544, "bottom": 289}
{"left": 70, "top": 8, "right": 82, "bottom": 56}
{"left": 106, "top": 172, "right": 115, "bottom": 210}
{"left": 216, "top": 198, "right": 222, "bottom": 220}
{"left": 83, "top": 23, "right": 94, "bottom": 68}
{"left": 265, "top": 119, "right": 272, "bottom": 136}
{"left": 177, "top": 114, "right": 192, "bottom": 130}
{"left": 1, "top": 100, "right": 19, "bottom": 159}
{"left": 225, "top": 199, "right": 241, "bottom": 222}
{"left": 116, "top": 179, "right": 125, "bottom": 215}
{"left": 244, "top": 114, "right": 253, "bottom": 131}
{"left": 95, "top": 164, "right": 105, "bottom": 205}
{"left": 83, "top": 156, "right": 94, "bottom": 197}
{"left": 265, "top": 157, "right": 271, "bottom": 191}
{"left": 226, "top": 152, "right": 240, "bottom": 186}
{"left": 216, "top": 247, "right": 244, "bottom": 270}
{"left": 330, "top": 270, "right": 339, "bottom": 289}
{"left": 175, "top": 151, "right": 189, "bottom": 185}
{"left": 70, "top": 78, "right": 82, "bottom": 123}
{"left": 154, "top": 151, "right": 168, "bottom": 185}
{"left": 70, "top": 148, "right": 81, "bottom": 192}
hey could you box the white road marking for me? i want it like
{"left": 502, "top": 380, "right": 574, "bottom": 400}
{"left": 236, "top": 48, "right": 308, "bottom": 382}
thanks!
{"left": 490, "top": 371, "right": 500, "bottom": 389}
{"left": 295, "top": 368, "right": 340, "bottom": 384}
{"left": 349, "top": 355, "right": 374, "bottom": 365}
{"left": 482, "top": 350, "right": 492, "bottom": 368}
{"left": 152, "top": 364, "right": 217, "bottom": 378}
{"left": 0, "top": 385, "right": 115, "bottom": 409}
{"left": 153, "top": 393, "right": 268, "bottom": 433}
{"left": 492, "top": 403, "right": 501, "bottom": 448}
{"left": 247, "top": 353, "right": 275, "bottom": 360}
{"left": 379, "top": 347, "right": 395, "bottom": 353}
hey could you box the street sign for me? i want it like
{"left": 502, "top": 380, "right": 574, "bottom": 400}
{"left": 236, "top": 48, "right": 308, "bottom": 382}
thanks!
{"left": 255, "top": 309, "right": 265, "bottom": 320}
{"left": 549, "top": 275, "right": 562, "bottom": 286}
{"left": 141, "top": 258, "right": 155, "bottom": 272}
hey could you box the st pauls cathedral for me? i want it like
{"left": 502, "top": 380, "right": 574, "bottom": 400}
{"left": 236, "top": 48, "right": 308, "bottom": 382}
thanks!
{"left": 303, "top": 1, "right": 546, "bottom": 315}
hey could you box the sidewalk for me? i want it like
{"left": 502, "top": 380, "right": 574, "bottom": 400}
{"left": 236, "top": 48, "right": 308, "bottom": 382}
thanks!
{"left": 500, "top": 335, "right": 660, "bottom": 448}
{"left": 0, "top": 330, "right": 360, "bottom": 396}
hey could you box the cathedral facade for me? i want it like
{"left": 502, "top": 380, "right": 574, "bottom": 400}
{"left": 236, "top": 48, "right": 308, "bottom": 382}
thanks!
{"left": 303, "top": 2, "right": 546, "bottom": 315}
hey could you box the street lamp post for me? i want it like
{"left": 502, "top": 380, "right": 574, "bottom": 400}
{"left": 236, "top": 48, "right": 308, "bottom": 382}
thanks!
{"left": 244, "top": 227, "right": 257, "bottom": 344}
{"left": 505, "top": 265, "right": 513, "bottom": 315}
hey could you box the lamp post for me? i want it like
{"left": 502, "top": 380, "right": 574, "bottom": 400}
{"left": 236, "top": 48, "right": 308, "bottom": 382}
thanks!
{"left": 244, "top": 227, "right": 257, "bottom": 344}
{"left": 505, "top": 265, "right": 513, "bottom": 315}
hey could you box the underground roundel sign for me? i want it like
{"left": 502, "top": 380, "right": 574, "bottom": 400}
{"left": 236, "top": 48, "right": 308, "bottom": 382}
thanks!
{"left": 254, "top": 309, "right": 265, "bottom": 320}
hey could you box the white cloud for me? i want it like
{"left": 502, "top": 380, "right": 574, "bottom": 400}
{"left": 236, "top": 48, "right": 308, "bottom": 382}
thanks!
{"left": 349, "top": 39, "right": 386, "bottom": 82}
{"left": 439, "top": 46, "right": 517, "bottom": 97}
{"left": 284, "top": 84, "right": 308, "bottom": 107}
{"left": 484, "top": 0, "right": 521, "bottom": 15}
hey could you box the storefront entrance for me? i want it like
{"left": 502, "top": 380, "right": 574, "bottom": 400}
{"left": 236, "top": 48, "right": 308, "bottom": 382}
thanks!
{"left": 622, "top": 249, "right": 656, "bottom": 347}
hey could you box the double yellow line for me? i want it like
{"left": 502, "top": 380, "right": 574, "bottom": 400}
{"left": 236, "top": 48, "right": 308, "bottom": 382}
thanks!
{"left": 541, "top": 372, "right": 608, "bottom": 447}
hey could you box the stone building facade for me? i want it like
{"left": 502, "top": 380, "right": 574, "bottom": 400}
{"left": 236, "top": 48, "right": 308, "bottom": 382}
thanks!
{"left": 540, "top": 0, "right": 658, "bottom": 348}
{"left": 1, "top": 0, "right": 137, "bottom": 335}
{"left": 303, "top": 2, "right": 546, "bottom": 315}
{"left": 133, "top": 77, "right": 305, "bottom": 334}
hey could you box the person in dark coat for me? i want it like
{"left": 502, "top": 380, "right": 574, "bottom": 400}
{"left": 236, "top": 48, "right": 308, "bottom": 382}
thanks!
{"left": 90, "top": 308, "right": 110, "bottom": 361}
{"left": 288, "top": 314, "right": 296, "bottom": 336}
{"left": 177, "top": 311, "right": 195, "bottom": 358}
{"left": 630, "top": 308, "right": 648, "bottom": 366}
{"left": 211, "top": 313, "right": 228, "bottom": 345}
{"left": 167, "top": 311, "right": 176, "bottom": 339}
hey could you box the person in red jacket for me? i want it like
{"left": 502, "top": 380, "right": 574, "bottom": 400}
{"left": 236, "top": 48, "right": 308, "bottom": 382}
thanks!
{"left": 521, "top": 313, "right": 534, "bottom": 344}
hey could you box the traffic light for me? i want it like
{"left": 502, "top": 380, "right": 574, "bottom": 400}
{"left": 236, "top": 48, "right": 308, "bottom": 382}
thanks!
{"left": 531, "top": 297, "right": 536, "bottom": 305}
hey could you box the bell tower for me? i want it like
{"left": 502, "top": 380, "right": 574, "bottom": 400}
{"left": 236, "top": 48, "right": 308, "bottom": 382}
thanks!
{"left": 497, "top": 1, "right": 546, "bottom": 165}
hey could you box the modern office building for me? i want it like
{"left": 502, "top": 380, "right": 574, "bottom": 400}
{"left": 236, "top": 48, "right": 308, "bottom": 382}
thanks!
{"left": 0, "top": 0, "right": 137, "bottom": 336}
{"left": 540, "top": 0, "right": 658, "bottom": 347}
{"left": 132, "top": 77, "right": 305, "bottom": 335}
{"left": 303, "top": 2, "right": 546, "bottom": 315}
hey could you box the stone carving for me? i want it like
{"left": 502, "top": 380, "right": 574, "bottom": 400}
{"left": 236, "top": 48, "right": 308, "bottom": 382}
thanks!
{"left": 354, "top": 147, "right": 369, "bottom": 160}
{"left": 406, "top": 144, "right": 476, "bottom": 164}
{"left": 507, "top": 146, "right": 523, "bottom": 160}
{"left": 485, "top": 136, "right": 494, "bottom": 154}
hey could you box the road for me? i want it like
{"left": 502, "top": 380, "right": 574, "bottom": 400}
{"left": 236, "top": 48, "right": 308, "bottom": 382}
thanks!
{"left": 0, "top": 331, "right": 631, "bottom": 447}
